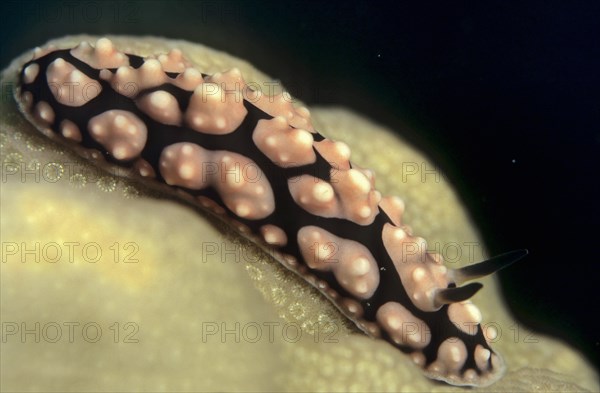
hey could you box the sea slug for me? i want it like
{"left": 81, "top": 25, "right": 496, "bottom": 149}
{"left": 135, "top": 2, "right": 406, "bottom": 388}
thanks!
{"left": 14, "top": 37, "right": 527, "bottom": 387}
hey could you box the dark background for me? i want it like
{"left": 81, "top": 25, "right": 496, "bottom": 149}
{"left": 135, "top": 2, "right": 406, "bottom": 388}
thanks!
{"left": 1, "top": 0, "right": 598, "bottom": 373}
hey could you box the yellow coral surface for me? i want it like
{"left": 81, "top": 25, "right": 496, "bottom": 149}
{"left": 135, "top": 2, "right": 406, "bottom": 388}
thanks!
{"left": 1, "top": 35, "right": 597, "bottom": 392}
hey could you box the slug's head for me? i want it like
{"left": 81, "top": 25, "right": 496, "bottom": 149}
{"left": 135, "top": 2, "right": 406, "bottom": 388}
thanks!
{"left": 377, "top": 226, "right": 528, "bottom": 387}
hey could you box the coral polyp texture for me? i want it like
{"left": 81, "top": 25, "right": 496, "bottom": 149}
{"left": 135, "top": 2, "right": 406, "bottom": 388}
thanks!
{"left": 1, "top": 35, "right": 597, "bottom": 392}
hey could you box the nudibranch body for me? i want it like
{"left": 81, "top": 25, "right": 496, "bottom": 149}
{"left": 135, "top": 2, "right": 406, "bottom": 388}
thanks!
{"left": 15, "top": 38, "right": 526, "bottom": 387}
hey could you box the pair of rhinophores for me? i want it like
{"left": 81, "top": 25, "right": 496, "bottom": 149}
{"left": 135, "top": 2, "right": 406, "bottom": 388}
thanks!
{"left": 15, "top": 38, "right": 527, "bottom": 387}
